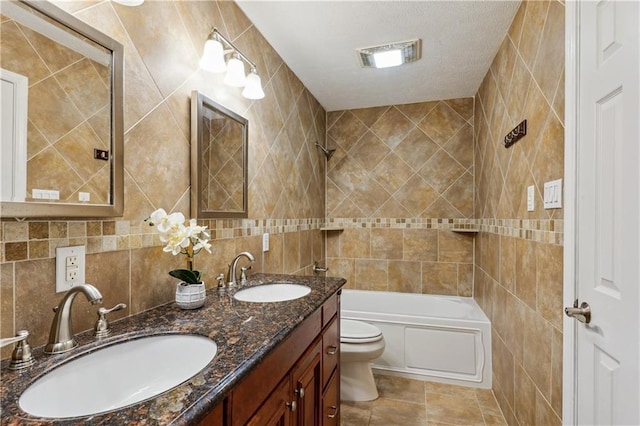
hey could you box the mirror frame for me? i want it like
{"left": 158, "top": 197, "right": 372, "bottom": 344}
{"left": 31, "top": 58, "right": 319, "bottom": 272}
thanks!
{"left": 0, "top": 0, "right": 124, "bottom": 218}
{"left": 190, "top": 91, "right": 248, "bottom": 219}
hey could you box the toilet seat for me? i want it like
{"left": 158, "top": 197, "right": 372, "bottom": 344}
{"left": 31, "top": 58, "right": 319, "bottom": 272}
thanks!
{"left": 341, "top": 319, "right": 383, "bottom": 344}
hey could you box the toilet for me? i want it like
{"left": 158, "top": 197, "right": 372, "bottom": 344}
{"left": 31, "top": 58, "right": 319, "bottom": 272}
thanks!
{"left": 340, "top": 319, "right": 385, "bottom": 402}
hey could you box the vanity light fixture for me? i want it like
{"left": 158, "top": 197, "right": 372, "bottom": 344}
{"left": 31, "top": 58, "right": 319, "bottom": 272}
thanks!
{"left": 357, "top": 38, "right": 422, "bottom": 69}
{"left": 200, "top": 27, "right": 265, "bottom": 100}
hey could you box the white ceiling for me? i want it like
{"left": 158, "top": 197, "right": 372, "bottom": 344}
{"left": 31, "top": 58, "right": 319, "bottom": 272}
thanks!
{"left": 236, "top": 1, "right": 521, "bottom": 112}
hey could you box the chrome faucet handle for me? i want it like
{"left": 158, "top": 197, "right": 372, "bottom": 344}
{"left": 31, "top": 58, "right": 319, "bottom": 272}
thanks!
{"left": 0, "top": 330, "right": 35, "bottom": 370}
{"left": 240, "top": 266, "right": 252, "bottom": 284}
{"left": 216, "top": 273, "right": 226, "bottom": 288}
{"left": 94, "top": 303, "right": 126, "bottom": 338}
{"left": 313, "top": 261, "right": 329, "bottom": 275}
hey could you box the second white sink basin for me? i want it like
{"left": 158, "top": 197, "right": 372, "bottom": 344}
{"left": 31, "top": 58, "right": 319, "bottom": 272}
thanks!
{"left": 234, "top": 283, "right": 311, "bottom": 303}
{"left": 19, "top": 334, "right": 217, "bottom": 419}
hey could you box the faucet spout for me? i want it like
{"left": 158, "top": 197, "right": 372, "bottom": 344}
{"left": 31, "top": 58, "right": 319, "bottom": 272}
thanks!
{"left": 45, "top": 284, "right": 103, "bottom": 354}
{"left": 227, "top": 251, "right": 255, "bottom": 286}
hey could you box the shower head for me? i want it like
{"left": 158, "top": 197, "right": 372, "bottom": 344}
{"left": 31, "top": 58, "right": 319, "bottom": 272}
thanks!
{"left": 315, "top": 143, "right": 336, "bottom": 161}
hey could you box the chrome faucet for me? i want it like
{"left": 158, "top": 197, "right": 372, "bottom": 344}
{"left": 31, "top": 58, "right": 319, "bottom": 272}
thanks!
{"left": 226, "top": 251, "right": 255, "bottom": 287}
{"left": 45, "top": 284, "right": 103, "bottom": 354}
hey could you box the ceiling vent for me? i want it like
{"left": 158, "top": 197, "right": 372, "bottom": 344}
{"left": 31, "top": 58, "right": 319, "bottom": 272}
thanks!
{"left": 357, "top": 39, "right": 422, "bottom": 69}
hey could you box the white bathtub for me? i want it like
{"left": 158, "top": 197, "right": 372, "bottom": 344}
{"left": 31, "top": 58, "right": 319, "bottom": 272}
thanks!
{"left": 341, "top": 289, "right": 492, "bottom": 388}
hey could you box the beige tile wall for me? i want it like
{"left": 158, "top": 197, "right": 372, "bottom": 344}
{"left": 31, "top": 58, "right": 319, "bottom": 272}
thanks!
{"left": 325, "top": 100, "right": 475, "bottom": 295}
{"left": 0, "top": 1, "right": 326, "bottom": 354}
{"left": 474, "top": 1, "right": 565, "bottom": 424}
{"left": 1, "top": 14, "right": 111, "bottom": 203}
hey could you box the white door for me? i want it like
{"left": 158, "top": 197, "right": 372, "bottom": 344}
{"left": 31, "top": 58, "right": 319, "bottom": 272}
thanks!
{"left": 565, "top": 1, "right": 640, "bottom": 425}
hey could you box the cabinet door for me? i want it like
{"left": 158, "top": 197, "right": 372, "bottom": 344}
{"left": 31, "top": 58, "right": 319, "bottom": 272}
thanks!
{"left": 291, "top": 340, "right": 322, "bottom": 426}
{"left": 246, "top": 376, "right": 292, "bottom": 426}
{"left": 322, "top": 371, "right": 339, "bottom": 426}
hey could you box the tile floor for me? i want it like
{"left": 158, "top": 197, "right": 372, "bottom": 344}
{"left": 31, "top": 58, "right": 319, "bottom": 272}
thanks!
{"left": 340, "top": 374, "right": 508, "bottom": 426}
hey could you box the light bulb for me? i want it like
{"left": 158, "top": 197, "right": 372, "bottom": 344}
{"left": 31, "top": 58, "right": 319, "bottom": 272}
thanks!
{"left": 242, "top": 71, "right": 265, "bottom": 100}
{"left": 224, "top": 57, "right": 246, "bottom": 87}
{"left": 199, "top": 39, "right": 226, "bottom": 73}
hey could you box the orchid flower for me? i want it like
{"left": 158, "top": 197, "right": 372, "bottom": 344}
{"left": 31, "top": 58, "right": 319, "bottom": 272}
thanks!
{"left": 146, "top": 208, "right": 212, "bottom": 284}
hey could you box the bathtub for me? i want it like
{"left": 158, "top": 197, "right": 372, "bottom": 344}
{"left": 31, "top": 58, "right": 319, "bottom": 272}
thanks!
{"left": 341, "top": 289, "right": 492, "bottom": 388}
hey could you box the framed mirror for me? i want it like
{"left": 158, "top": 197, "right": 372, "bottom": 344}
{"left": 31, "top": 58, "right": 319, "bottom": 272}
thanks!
{"left": 0, "top": 0, "right": 124, "bottom": 218}
{"left": 191, "top": 91, "right": 248, "bottom": 219}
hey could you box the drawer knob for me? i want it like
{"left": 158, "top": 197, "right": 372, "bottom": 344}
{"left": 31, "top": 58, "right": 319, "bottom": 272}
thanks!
{"left": 295, "top": 387, "right": 305, "bottom": 398}
{"left": 326, "top": 345, "right": 338, "bottom": 355}
{"left": 286, "top": 401, "right": 297, "bottom": 412}
{"left": 327, "top": 405, "right": 338, "bottom": 418}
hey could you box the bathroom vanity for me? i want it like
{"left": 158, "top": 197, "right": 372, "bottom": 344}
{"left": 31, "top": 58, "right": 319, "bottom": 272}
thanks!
{"left": 204, "top": 291, "right": 340, "bottom": 425}
{"left": 0, "top": 274, "right": 344, "bottom": 425}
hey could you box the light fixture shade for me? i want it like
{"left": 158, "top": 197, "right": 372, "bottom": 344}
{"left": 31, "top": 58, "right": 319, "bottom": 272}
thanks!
{"left": 112, "top": 0, "right": 144, "bottom": 6}
{"left": 224, "top": 57, "right": 246, "bottom": 87}
{"left": 199, "top": 39, "right": 226, "bottom": 73}
{"left": 242, "top": 72, "right": 265, "bottom": 100}
{"left": 373, "top": 49, "right": 403, "bottom": 68}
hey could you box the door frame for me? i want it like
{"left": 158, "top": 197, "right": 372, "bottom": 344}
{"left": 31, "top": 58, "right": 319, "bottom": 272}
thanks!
{"left": 563, "top": 1, "right": 578, "bottom": 425}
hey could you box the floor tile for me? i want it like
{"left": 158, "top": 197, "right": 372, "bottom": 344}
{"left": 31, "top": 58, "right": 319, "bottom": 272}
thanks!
{"left": 425, "top": 393, "right": 484, "bottom": 425}
{"left": 341, "top": 401, "right": 372, "bottom": 425}
{"left": 339, "top": 374, "right": 507, "bottom": 426}
{"left": 369, "top": 398, "right": 427, "bottom": 426}
{"left": 375, "top": 374, "right": 426, "bottom": 404}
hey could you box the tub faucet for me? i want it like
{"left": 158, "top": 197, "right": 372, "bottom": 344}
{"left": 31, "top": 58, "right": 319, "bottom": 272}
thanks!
{"left": 45, "top": 284, "right": 103, "bottom": 354}
{"left": 227, "top": 251, "right": 255, "bottom": 286}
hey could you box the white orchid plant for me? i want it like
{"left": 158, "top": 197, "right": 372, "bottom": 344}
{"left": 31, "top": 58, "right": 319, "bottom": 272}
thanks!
{"left": 146, "top": 208, "right": 212, "bottom": 285}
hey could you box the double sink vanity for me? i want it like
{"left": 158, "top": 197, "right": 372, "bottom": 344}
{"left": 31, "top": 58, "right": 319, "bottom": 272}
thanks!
{"left": 0, "top": 274, "right": 345, "bottom": 425}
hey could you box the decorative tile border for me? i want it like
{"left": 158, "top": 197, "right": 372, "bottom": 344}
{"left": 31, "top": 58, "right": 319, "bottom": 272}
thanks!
{"left": 0, "top": 218, "right": 326, "bottom": 262}
{"left": 326, "top": 218, "right": 563, "bottom": 245}
{"left": 1, "top": 216, "right": 563, "bottom": 262}
{"left": 476, "top": 218, "right": 563, "bottom": 245}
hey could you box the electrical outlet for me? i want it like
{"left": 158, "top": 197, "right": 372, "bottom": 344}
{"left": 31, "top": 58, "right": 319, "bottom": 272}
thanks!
{"left": 56, "top": 245, "right": 86, "bottom": 293}
{"left": 66, "top": 267, "right": 79, "bottom": 282}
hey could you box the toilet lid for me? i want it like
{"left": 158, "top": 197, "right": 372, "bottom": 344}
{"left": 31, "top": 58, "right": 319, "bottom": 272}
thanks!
{"left": 341, "top": 319, "right": 383, "bottom": 343}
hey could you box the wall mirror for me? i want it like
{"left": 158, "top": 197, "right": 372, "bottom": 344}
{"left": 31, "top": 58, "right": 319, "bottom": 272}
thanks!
{"left": 191, "top": 91, "right": 248, "bottom": 218}
{"left": 0, "top": 0, "right": 124, "bottom": 218}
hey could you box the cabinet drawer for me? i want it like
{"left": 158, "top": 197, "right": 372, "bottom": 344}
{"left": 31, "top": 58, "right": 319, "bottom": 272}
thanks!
{"left": 322, "top": 371, "right": 339, "bottom": 426}
{"left": 322, "top": 317, "right": 339, "bottom": 389}
{"left": 322, "top": 293, "right": 338, "bottom": 327}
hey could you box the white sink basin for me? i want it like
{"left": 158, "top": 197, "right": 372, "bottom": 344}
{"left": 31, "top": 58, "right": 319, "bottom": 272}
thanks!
{"left": 234, "top": 283, "right": 311, "bottom": 303}
{"left": 19, "top": 334, "right": 217, "bottom": 418}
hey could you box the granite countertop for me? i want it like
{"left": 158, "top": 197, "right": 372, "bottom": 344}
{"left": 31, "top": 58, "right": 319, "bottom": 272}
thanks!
{"left": 0, "top": 273, "right": 345, "bottom": 425}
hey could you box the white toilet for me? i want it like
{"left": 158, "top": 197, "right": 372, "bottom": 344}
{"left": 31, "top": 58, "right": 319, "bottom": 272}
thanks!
{"left": 340, "top": 319, "right": 385, "bottom": 402}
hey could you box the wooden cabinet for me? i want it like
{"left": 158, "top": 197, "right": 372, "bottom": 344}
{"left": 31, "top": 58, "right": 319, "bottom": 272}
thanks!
{"left": 209, "top": 291, "right": 340, "bottom": 426}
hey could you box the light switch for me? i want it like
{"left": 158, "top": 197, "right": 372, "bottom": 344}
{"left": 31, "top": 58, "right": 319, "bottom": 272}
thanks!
{"left": 527, "top": 185, "right": 535, "bottom": 211}
{"left": 543, "top": 179, "right": 562, "bottom": 209}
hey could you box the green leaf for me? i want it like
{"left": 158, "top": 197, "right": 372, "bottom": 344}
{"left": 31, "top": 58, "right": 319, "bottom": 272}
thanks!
{"left": 169, "top": 269, "right": 202, "bottom": 284}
